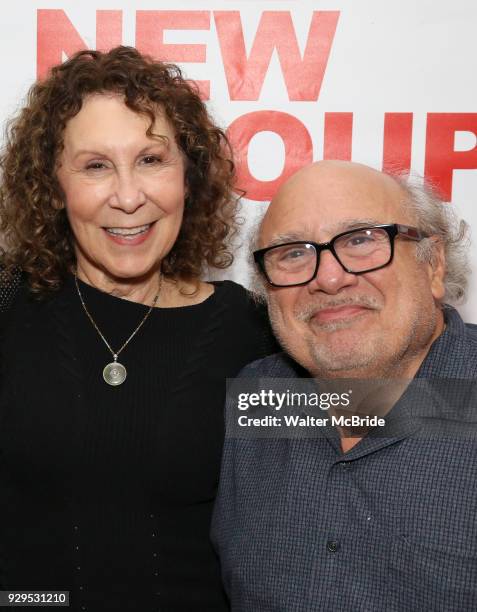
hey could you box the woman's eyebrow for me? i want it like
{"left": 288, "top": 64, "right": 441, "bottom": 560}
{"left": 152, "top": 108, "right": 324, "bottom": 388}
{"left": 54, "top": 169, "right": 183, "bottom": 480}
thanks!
{"left": 70, "top": 140, "right": 171, "bottom": 160}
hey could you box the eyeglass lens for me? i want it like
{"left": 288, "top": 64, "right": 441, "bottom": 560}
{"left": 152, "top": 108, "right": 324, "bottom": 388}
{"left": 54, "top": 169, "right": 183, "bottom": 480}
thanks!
{"left": 263, "top": 227, "right": 392, "bottom": 285}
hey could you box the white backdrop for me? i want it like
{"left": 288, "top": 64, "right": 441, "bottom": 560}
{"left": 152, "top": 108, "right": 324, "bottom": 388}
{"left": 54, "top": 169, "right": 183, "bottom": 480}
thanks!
{"left": 1, "top": 0, "right": 476, "bottom": 321}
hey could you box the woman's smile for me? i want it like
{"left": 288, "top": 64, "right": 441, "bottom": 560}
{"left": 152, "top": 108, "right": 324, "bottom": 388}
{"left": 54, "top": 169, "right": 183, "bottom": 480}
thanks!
{"left": 103, "top": 221, "right": 156, "bottom": 245}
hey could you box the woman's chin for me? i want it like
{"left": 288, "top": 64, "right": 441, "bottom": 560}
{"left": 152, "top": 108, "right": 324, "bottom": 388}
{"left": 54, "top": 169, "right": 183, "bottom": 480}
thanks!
{"left": 105, "top": 265, "right": 161, "bottom": 284}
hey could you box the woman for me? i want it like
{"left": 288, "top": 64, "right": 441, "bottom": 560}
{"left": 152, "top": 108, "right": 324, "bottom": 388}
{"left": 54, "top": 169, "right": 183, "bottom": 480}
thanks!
{"left": 0, "top": 46, "right": 276, "bottom": 611}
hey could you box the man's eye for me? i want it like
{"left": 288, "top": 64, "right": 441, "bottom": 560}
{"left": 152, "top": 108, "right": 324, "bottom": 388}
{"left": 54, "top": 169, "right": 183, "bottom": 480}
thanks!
{"left": 350, "top": 236, "right": 372, "bottom": 245}
{"left": 346, "top": 233, "right": 375, "bottom": 247}
{"left": 279, "top": 248, "right": 308, "bottom": 261}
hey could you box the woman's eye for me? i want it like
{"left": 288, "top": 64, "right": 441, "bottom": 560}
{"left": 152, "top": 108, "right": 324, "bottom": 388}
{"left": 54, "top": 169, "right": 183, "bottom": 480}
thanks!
{"left": 141, "top": 155, "right": 161, "bottom": 165}
{"left": 85, "top": 161, "right": 107, "bottom": 171}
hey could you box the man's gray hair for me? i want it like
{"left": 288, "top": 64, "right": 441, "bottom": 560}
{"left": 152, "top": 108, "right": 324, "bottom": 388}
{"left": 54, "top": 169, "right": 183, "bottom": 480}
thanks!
{"left": 249, "top": 214, "right": 268, "bottom": 302}
{"left": 396, "top": 174, "right": 471, "bottom": 304}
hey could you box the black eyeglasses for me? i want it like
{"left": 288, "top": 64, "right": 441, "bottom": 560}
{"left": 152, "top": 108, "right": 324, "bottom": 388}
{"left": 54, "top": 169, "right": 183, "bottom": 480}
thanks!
{"left": 253, "top": 224, "right": 429, "bottom": 288}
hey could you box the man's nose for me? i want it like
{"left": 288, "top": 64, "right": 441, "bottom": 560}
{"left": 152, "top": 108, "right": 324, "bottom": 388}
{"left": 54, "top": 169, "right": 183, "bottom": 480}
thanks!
{"left": 109, "top": 169, "right": 146, "bottom": 213}
{"left": 306, "top": 249, "right": 359, "bottom": 295}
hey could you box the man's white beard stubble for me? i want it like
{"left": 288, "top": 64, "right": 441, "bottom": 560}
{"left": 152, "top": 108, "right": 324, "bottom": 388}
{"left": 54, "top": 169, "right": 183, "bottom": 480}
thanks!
{"left": 268, "top": 293, "right": 438, "bottom": 378}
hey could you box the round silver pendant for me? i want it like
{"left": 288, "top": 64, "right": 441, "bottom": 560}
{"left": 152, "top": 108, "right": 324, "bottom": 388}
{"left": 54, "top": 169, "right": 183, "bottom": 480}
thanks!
{"left": 103, "top": 362, "right": 127, "bottom": 386}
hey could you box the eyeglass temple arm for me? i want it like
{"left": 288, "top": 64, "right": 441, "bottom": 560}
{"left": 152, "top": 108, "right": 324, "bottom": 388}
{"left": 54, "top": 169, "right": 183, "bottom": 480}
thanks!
{"left": 396, "top": 224, "right": 428, "bottom": 240}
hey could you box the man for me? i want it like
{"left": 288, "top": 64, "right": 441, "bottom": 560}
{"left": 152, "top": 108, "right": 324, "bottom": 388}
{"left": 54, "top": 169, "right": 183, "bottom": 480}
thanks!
{"left": 212, "top": 161, "right": 477, "bottom": 611}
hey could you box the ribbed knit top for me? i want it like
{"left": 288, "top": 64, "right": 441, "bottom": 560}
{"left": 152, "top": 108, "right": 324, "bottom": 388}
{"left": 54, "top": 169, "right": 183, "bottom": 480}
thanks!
{"left": 0, "top": 276, "right": 277, "bottom": 611}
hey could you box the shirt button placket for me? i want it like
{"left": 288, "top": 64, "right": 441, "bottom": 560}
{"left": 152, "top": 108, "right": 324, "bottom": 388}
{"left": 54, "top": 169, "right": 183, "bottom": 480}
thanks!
{"left": 326, "top": 462, "right": 351, "bottom": 557}
{"left": 73, "top": 523, "right": 87, "bottom": 610}
{"left": 150, "top": 512, "right": 161, "bottom": 611}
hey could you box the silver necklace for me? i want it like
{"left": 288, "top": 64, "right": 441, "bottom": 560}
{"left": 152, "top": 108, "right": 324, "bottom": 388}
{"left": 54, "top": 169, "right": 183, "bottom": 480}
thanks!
{"left": 74, "top": 274, "right": 162, "bottom": 386}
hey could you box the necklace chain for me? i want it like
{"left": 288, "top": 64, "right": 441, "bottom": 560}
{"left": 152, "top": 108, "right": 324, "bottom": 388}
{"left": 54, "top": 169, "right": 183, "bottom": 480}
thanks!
{"left": 74, "top": 273, "right": 162, "bottom": 361}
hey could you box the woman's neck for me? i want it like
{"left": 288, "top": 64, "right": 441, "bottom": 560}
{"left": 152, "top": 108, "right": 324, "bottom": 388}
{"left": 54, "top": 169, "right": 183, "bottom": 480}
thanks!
{"left": 75, "top": 264, "right": 214, "bottom": 308}
{"left": 76, "top": 265, "right": 162, "bottom": 306}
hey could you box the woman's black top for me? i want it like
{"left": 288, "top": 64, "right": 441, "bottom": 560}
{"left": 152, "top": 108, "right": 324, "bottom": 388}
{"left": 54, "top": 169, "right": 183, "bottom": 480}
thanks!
{"left": 0, "top": 276, "right": 277, "bottom": 611}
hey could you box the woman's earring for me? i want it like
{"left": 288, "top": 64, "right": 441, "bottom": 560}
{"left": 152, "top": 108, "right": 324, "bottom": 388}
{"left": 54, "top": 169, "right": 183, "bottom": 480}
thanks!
{"left": 52, "top": 198, "right": 65, "bottom": 211}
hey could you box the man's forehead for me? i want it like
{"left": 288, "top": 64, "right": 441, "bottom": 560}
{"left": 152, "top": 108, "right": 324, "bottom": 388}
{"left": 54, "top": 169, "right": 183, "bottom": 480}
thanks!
{"left": 260, "top": 165, "right": 411, "bottom": 245}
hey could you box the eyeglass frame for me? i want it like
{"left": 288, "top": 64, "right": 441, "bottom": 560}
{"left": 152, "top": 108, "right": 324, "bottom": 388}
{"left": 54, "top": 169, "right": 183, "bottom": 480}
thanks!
{"left": 253, "top": 223, "right": 430, "bottom": 288}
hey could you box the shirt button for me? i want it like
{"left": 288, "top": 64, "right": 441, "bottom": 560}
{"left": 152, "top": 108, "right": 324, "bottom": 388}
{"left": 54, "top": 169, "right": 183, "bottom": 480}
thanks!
{"left": 153, "top": 552, "right": 158, "bottom": 558}
{"left": 340, "top": 462, "right": 351, "bottom": 470}
{"left": 326, "top": 540, "right": 339, "bottom": 553}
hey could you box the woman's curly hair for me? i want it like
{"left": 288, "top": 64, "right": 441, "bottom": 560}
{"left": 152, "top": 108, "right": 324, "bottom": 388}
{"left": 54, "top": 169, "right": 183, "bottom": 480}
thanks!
{"left": 0, "top": 46, "right": 237, "bottom": 294}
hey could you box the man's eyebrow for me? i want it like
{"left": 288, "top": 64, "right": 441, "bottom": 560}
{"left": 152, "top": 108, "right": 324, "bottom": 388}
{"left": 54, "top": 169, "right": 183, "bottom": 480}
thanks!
{"left": 265, "top": 232, "right": 310, "bottom": 248}
{"left": 327, "top": 218, "right": 383, "bottom": 234}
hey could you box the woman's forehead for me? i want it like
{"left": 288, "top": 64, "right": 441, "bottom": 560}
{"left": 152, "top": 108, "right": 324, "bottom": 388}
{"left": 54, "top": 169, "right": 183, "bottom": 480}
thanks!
{"left": 61, "top": 95, "right": 173, "bottom": 149}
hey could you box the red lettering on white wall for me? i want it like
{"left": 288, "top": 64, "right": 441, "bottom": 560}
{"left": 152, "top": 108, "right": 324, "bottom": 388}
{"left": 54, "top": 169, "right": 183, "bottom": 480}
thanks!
{"left": 382, "top": 113, "right": 413, "bottom": 175}
{"left": 323, "top": 113, "right": 353, "bottom": 160}
{"left": 214, "top": 11, "right": 339, "bottom": 101}
{"left": 96, "top": 11, "right": 122, "bottom": 52}
{"left": 136, "top": 11, "right": 210, "bottom": 99}
{"left": 227, "top": 111, "right": 313, "bottom": 201}
{"left": 37, "top": 10, "right": 86, "bottom": 78}
{"left": 425, "top": 113, "right": 477, "bottom": 201}
{"left": 37, "top": 9, "right": 122, "bottom": 78}
{"left": 36, "top": 9, "right": 122, "bottom": 78}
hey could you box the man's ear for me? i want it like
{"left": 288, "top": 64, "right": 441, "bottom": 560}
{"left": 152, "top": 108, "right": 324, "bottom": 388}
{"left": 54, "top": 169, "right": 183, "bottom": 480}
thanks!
{"left": 428, "top": 238, "right": 446, "bottom": 301}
